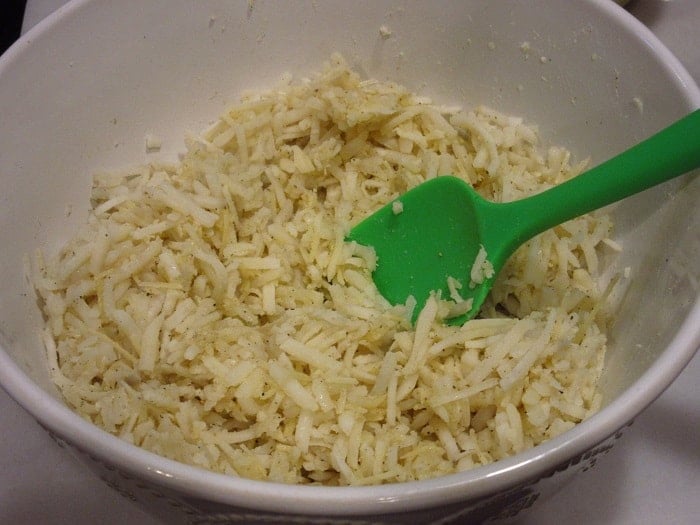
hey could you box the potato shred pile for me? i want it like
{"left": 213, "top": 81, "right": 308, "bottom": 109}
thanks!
{"left": 35, "top": 55, "right": 615, "bottom": 485}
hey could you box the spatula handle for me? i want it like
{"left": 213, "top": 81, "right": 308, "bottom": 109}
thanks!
{"left": 496, "top": 108, "right": 700, "bottom": 247}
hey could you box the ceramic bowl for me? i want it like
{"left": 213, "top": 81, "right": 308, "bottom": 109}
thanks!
{"left": 0, "top": 0, "right": 698, "bottom": 523}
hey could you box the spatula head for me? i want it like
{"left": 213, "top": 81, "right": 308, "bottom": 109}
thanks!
{"left": 347, "top": 176, "right": 498, "bottom": 324}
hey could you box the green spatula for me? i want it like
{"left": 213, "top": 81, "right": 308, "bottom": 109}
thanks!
{"left": 347, "top": 108, "right": 700, "bottom": 325}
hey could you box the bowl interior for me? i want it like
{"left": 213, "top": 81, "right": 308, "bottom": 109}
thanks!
{"left": 0, "top": 0, "right": 698, "bottom": 508}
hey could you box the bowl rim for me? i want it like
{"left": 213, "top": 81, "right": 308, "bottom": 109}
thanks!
{"left": 1, "top": 0, "right": 699, "bottom": 516}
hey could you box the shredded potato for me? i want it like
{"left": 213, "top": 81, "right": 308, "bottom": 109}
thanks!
{"left": 34, "top": 54, "right": 616, "bottom": 485}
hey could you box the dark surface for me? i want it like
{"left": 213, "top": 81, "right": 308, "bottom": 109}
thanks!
{"left": 1, "top": 0, "right": 28, "bottom": 55}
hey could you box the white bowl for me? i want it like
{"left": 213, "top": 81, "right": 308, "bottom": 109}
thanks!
{"left": 1, "top": 0, "right": 698, "bottom": 523}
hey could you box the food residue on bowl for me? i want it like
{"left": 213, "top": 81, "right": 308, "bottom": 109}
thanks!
{"left": 379, "top": 25, "right": 392, "bottom": 39}
{"left": 144, "top": 133, "right": 162, "bottom": 153}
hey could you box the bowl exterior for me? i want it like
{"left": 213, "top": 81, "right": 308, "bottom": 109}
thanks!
{"left": 44, "top": 421, "right": 630, "bottom": 524}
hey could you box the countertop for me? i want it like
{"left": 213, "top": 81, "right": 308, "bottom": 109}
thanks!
{"left": 1, "top": 1, "right": 699, "bottom": 523}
